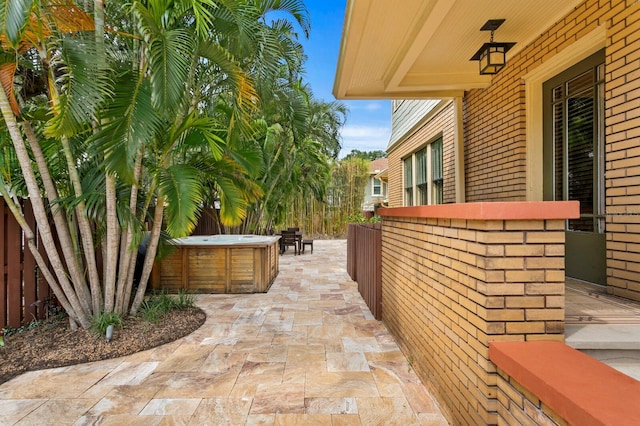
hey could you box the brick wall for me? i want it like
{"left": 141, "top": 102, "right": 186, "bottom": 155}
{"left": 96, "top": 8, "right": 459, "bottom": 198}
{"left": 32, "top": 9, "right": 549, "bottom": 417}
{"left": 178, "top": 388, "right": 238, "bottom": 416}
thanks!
{"left": 380, "top": 208, "right": 567, "bottom": 424}
{"left": 463, "top": 0, "right": 640, "bottom": 298}
{"left": 495, "top": 368, "right": 569, "bottom": 426}
{"left": 464, "top": 0, "right": 630, "bottom": 202}
{"left": 464, "top": 80, "right": 527, "bottom": 202}
{"left": 604, "top": 2, "right": 640, "bottom": 299}
{"left": 387, "top": 101, "right": 456, "bottom": 207}
{"left": 490, "top": 340, "right": 640, "bottom": 425}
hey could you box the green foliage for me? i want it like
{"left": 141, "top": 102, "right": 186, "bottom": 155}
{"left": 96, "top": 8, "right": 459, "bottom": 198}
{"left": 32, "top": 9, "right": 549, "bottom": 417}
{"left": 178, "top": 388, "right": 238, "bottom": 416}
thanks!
{"left": 345, "top": 212, "right": 368, "bottom": 223}
{"left": 159, "top": 165, "right": 204, "bottom": 237}
{"left": 2, "top": 319, "right": 41, "bottom": 338}
{"left": 138, "top": 300, "right": 163, "bottom": 323}
{"left": 91, "top": 311, "right": 124, "bottom": 337}
{"left": 0, "top": 0, "right": 344, "bottom": 327}
{"left": 139, "top": 291, "right": 196, "bottom": 324}
{"left": 368, "top": 214, "right": 382, "bottom": 223}
{"left": 175, "top": 291, "right": 196, "bottom": 308}
{"left": 1, "top": 0, "right": 34, "bottom": 47}
{"left": 343, "top": 149, "right": 387, "bottom": 161}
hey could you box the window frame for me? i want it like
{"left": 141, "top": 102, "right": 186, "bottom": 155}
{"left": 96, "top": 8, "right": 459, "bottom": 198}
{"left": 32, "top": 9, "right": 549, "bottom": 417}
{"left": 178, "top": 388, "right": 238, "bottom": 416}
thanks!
{"left": 403, "top": 157, "right": 413, "bottom": 206}
{"left": 403, "top": 136, "right": 444, "bottom": 206}
{"left": 431, "top": 138, "right": 443, "bottom": 204}
{"left": 372, "top": 177, "right": 382, "bottom": 196}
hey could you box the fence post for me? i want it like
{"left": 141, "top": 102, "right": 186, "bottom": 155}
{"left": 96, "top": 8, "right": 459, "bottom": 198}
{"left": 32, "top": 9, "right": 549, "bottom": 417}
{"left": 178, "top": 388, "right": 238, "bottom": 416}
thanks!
{"left": 346, "top": 224, "right": 357, "bottom": 281}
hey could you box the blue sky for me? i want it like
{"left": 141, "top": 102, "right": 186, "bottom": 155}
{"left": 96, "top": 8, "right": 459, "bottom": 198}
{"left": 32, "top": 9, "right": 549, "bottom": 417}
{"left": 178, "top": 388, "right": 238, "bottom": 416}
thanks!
{"left": 272, "top": 1, "right": 391, "bottom": 158}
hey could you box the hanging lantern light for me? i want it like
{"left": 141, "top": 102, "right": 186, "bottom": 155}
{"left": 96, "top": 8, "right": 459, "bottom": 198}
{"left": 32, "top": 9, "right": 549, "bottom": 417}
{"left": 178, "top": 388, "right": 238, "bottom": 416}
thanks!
{"left": 470, "top": 19, "right": 515, "bottom": 75}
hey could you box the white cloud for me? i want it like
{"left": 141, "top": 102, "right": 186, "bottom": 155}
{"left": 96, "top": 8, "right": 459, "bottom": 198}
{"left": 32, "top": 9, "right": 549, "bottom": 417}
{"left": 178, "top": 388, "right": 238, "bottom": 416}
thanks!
{"left": 348, "top": 102, "right": 384, "bottom": 112}
{"left": 345, "top": 101, "right": 391, "bottom": 111}
{"left": 339, "top": 124, "right": 390, "bottom": 158}
{"left": 341, "top": 125, "right": 389, "bottom": 139}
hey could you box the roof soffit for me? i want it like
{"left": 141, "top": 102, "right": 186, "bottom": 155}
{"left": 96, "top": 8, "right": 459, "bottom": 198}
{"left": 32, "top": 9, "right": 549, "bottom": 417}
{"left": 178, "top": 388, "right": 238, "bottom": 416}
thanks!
{"left": 334, "top": 0, "right": 584, "bottom": 99}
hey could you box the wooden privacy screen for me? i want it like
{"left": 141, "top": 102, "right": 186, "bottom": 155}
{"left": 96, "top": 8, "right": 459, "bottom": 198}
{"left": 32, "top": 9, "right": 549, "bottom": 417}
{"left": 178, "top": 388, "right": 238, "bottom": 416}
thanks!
{"left": 0, "top": 198, "right": 52, "bottom": 329}
{"left": 347, "top": 223, "right": 382, "bottom": 320}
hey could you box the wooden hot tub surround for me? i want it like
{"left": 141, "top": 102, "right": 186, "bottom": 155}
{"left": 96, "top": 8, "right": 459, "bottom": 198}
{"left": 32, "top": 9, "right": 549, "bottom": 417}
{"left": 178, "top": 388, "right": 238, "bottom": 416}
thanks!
{"left": 151, "top": 235, "right": 280, "bottom": 293}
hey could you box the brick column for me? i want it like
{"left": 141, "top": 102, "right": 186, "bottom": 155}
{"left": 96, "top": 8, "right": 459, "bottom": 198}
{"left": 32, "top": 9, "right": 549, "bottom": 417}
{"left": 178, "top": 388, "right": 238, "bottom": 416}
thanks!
{"left": 378, "top": 201, "right": 579, "bottom": 425}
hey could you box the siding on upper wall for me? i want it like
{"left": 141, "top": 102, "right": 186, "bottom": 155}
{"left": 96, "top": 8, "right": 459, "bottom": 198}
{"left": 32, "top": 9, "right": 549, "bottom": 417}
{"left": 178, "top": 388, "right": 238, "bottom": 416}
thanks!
{"left": 388, "top": 100, "right": 443, "bottom": 149}
{"left": 387, "top": 100, "right": 456, "bottom": 207}
{"left": 362, "top": 178, "right": 373, "bottom": 204}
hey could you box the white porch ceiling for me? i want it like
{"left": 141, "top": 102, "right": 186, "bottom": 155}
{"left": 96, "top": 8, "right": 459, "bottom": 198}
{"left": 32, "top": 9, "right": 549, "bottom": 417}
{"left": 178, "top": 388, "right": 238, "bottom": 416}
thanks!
{"left": 333, "top": 0, "right": 584, "bottom": 99}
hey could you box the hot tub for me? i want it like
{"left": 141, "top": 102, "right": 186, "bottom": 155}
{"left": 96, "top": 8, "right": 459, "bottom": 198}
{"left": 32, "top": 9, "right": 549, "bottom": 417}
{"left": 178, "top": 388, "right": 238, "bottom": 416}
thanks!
{"left": 151, "top": 235, "right": 280, "bottom": 293}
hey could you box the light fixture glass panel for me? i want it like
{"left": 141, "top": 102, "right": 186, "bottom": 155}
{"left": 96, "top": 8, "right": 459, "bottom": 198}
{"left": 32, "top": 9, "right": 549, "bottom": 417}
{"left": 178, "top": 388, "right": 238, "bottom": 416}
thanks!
{"left": 479, "top": 46, "right": 506, "bottom": 74}
{"left": 480, "top": 51, "right": 489, "bottom": 72}
{"left": 489, "top": 48, "right": 505, "bottom": 66}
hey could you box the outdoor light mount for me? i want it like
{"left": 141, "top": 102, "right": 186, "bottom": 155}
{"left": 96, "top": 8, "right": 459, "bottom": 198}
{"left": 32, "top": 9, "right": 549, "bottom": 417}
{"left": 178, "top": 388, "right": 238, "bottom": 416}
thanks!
{"left": 470, "top": 19, "right": 515, "bottom": 75}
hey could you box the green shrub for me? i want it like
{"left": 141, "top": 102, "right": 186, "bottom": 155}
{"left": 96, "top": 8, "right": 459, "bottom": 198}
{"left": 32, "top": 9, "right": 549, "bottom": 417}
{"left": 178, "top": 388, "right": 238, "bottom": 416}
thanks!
{"left": 139, "top": 290, "right": 196, "bottom": 324}
{"left": 91, "top": 311, "right": 124, "bottom": 337}
{"left": 139, "top": 299, "right": 163, "bottom": 323}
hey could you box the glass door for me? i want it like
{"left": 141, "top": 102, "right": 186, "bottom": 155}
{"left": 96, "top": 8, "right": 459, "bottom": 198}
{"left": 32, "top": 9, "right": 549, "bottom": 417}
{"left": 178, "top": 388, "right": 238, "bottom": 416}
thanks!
{"left": 543, "top": 50, "right": 606, "bottom": 284}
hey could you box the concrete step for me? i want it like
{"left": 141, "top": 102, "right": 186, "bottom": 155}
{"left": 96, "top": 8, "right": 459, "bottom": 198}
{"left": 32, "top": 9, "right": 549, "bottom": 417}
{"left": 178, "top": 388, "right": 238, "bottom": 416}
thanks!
{"left": 565, "top": 324, "right": 640, "bottom": 380}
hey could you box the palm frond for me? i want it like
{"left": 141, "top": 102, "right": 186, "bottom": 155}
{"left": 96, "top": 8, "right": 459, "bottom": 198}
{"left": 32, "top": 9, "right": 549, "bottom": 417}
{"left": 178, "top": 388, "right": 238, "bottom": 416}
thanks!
{"left": 147, "top": 28, "right": 193, "bottom": 113}
{"left": 173, "top": 113, "right": 226, "bottom": 160}
{"left": 215, "top": 175, "right": 248, "bottom": 226}
{"left": 185, "top": 0, "right": 216, "bottom": 38}
{"left": 45, "top": 36, "right": 113, "bottom": 138}
{"left": 211, "top": 0, "right": 259, "bottom": 54}
{"left": 0, "top": 61, "right": 19, "bottom": 115}
{"left": 226, "top": 144, "right": 264, "bottom": 177}
{"left": 89, "top": 73, "right": 161, "bottom": 183}
{"left": 0, "top": 0, "right": 34, "bottom": 48}
{"left": 256, "top": 0, "right": 310, "bottom": 38}
{"left": 197, "top": 39, "right": 259, "bottom": 108}
{"left": 158, "top": 164, "right": 204, "bottom": 237}
{"left": 2, "top": 1, "right": 95, "bottom": 53}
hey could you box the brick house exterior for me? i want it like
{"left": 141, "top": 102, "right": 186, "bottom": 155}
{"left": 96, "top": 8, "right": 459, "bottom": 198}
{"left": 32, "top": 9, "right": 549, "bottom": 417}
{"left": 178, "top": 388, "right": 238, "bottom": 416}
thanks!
{"left": 335, "top": 1, "right": 640, "bottom": 424}
{"left": 383, "top": 1, "right": 640, "bottom": 302}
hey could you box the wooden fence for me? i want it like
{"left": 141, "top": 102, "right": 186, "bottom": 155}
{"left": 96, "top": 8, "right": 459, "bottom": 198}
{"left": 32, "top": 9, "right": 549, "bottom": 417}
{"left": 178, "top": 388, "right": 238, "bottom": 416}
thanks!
{"left": 1, "top": 198, "right": 52, "bottom": 329}
{"left": 346, "top": 223, "right": 381, "bottom": 320}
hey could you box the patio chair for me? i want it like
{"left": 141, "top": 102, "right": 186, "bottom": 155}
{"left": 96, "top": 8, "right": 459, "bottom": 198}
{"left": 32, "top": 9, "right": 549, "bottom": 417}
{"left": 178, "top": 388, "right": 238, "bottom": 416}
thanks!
{"left": 301, "top": 239, "right": 313, "bottom": 254}
{"left": 280, "top": 230, "right": 299, "bottom": 255}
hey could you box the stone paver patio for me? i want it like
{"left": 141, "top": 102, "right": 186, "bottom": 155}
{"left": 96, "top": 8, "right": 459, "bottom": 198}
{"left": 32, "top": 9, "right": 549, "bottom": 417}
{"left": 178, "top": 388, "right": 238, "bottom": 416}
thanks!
{"left": 0, "top": 239, "right": 448, "bottom": 425}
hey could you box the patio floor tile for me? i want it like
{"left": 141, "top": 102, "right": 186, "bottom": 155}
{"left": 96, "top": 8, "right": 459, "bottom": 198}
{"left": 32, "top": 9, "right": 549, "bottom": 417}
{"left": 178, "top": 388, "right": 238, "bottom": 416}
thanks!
{"left": 0, "top": 240, "right": 448, "bottom": 424}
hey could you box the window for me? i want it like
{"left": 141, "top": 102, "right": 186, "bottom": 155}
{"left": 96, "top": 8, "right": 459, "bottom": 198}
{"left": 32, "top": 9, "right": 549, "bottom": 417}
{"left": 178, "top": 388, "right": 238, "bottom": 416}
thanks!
{"left": 416, "top": 147, "right": 428, "bottom": 205}
{"left": 372, "top": 177, "right": 382, "bottom": 196}
{"left": 403, "top": 137, "right": 443, "bottom": 206}
{"left": 404, "top": 157, "right": 413, "bottom": 206}
{"left": 432, "top": 138, "right": 443, "bottom": 204}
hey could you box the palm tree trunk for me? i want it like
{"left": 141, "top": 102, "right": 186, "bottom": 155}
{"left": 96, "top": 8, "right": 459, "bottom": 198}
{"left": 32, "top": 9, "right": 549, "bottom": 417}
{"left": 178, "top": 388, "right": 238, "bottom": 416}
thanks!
{"left": 43, "top": 44, "right": 103, "bottom": 318}
{"left": 130, "top": 196, "right": 166, "bottom": 315}
{"left": 95, "top": 0, "right": 119, "bottom": 314}
{"left": 23, "top": 122, "right": 95, "bottom": 313}
{"left": 103, "top": 173, "right": 119, "bottom": 312}
{"left": 0, "top": 185, "right": 78, "bottom": 321}
{"left": 116, "top": 149, "right": 144, "bottom": 313}
{"left": 0, "top": 86, "right": 91, "bottom": 328}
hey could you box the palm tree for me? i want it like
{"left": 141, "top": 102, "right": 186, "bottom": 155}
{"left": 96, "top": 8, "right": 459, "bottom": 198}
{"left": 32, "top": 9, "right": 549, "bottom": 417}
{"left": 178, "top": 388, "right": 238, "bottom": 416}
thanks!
{"left": 0, "top": 0, "right": 306, "bottom": 328}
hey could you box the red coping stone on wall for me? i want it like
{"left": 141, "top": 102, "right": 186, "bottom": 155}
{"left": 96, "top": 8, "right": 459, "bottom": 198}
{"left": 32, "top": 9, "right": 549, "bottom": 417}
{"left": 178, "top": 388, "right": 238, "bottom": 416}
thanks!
{"left": 489, "top": 341, "right": 640, "bottom": 426}
{"left": 378, "top": 201, "right": 580, "bottom": 220}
